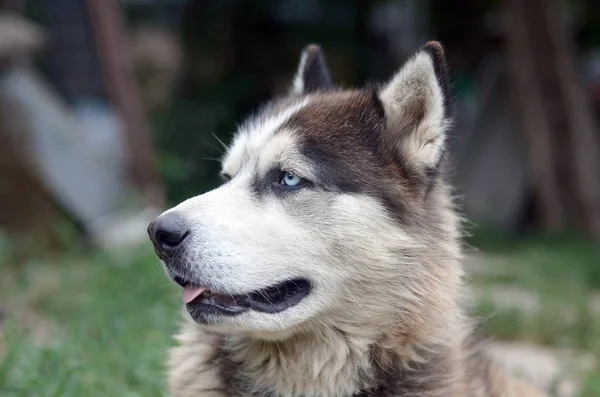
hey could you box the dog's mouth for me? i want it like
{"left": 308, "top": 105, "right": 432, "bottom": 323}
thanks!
{"left": 173, "top": 275, "right": 311, "bottom": 315}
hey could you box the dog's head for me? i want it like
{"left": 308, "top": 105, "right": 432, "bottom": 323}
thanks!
{"left": 149, "top": 42, "right": 462, "bottom": 341}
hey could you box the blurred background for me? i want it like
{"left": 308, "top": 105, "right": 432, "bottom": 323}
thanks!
{"left": 0, "top": 0, "right": 599, "bottom": 396}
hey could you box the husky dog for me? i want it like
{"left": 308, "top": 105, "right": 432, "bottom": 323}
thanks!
{"left": 148, "top": 42, "right": 544, "bottom": 397}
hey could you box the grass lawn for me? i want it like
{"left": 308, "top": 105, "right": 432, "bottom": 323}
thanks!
{"left": 0, "top": 231, "right": 599, "bottom": 396}
{"left": 467, "top": 230, "right": 600, "bottom": 395}
{"left": 0, "top": 246, "right": 180, "bottom": 397}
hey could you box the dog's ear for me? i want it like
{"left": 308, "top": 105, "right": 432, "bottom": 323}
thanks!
{"left": 378, "top": 41, "right": 453, "bottom": 176}
{"left": 291, "top": 44, "right": 333, "bottom": 95}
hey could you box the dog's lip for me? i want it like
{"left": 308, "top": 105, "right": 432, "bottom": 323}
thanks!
{"left": 171, "top": 275, "right": 311, "bottom": 315}
{"left": 172, "top": 274, "right": 192, "bottom": 288}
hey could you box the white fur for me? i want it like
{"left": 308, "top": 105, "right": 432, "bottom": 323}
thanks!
{"left": 379, "top": 51, "right": 449, "bottom": 170}
{"left": 161, "top": 85, "right": 462, "bottom": 338}
{"left": 166, "top": 161, "right": 435, "bottom": 337}
{"left": 292, "top": 50, "right": 309, "bottom": 95}
{"left": 164, "top": 43, "right": 543, "bottom": 397}
{"left": 222, "top": 98, "right": 310, "bottom": 178}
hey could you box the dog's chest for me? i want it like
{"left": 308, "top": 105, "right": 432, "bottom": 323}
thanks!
{"left": 218, "top": 353, "right": 371, "bottom": 397}
{"left": 218, "top": 354, "right": 452, "bottom": 397}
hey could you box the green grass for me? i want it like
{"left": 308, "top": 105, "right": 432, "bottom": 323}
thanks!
{"left": 473, "top": 297, "right": 600, "bottom": 396}
{"left": 0, "top": 246, "right": 180, "bottom": 397}
{"left": 0, "top": 230, "right": 599, "bottom": 396}
{"left": 467, "top": 228, "right": 600, "bottom": 289}
{"left": 468, "top": 229, "right": 600, "bottom": 396}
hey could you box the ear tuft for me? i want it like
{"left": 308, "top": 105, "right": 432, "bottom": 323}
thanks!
{"left": 292, "top": 44, "right": 333, "bottom": 95}
{"left": 420, "top": 41, "right": 452, "bottom": 118}
{"left": 378, "top": 41, "right": 453, "bottom": 177}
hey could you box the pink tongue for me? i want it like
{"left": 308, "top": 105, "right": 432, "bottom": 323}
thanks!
{"left": 182, "top": 286, "right": 206, "bottom": 304}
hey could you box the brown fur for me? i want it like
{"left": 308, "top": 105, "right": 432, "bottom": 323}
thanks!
{"left": 168, "top": 322, "right": 545, "bottom": 397}
{"left": 162, "top": 42, "right": 545, "bottom": 397}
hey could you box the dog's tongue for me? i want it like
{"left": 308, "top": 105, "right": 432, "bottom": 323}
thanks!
{"left": 182, "top": 286, "right": 206, "bottom": 304}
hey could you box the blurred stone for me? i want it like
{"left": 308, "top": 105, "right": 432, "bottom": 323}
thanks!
{"left": 88, "top": 207, "right": 162, "bottom": 251}
{"left": 473, "top": 285, "right": 541, "bottom": 314}
{"left": 0, "top": 12, "right": 45, "bottom": 61}
{"left": 590, "top": 292, "right": 600, "bottom": 316}
{"left": 488, "top": 341, "right": 595, "bottom": 397}
{"left": 0, "top": 66, "right": 155, "bottom": 250}
{"left": 464, "top": 252, "right": 516, "bottom": 278}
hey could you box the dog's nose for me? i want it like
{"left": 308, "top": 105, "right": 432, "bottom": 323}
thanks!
{"left": 148, "top": 212, "right": 189, "bottom": 255}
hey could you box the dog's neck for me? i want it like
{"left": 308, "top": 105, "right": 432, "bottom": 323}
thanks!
{"left": 218, "top": 322, "right": 463, "bottom": 397}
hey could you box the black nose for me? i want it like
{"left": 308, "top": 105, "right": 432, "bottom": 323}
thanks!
{"left": 148, "top": 212, "right": 189, "bottom": 255}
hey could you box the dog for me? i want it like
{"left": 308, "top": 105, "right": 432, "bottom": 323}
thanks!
{"left": 148, "top": 41, "right": 545, "bottom": 397}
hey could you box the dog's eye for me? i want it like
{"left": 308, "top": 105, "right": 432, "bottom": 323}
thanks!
{"left": 280, "top": 171, "right": 306, "bottom": 187}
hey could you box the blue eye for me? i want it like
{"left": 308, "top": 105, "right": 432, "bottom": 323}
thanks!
{"left": 281, "top": 171, "right": 304, "bottom": 187}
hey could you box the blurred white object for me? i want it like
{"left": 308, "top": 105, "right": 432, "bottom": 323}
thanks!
{"left": 0, "top": 12, "right": 44, "bottom": 60}
{"left": 488, "top": 341, "right": 595, "bottom": 397}
{"left": 0, "top": 66, "right": 154, "bottom": 249}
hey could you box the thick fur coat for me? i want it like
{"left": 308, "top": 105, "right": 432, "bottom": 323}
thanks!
{"left": 148, "top": 42, "right": 545, "bottom": 397}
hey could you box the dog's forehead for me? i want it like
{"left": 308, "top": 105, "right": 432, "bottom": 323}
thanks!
{"left": 284, "top": 90, "right": 384, "bottom": 154}
{"left": 222, "top": 97, "right": 309, "bottom": 175}
{"left": 222, "top": 90, "right": 383, "bottom": 176}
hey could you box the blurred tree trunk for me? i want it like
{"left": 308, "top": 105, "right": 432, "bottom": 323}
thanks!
{"left": 86, "top": 0, "right": 166, "bottom": 209}
{"left": 0, "top": 102, "right": 67, "bottom": 253}
{"left": 504, "top": 0, "right": 600, "bottom": 241}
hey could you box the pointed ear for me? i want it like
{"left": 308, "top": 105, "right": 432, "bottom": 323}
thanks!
{"left": 291, "top": 44, "right": 333, "bottom": 95}
{"left": 379, "top": 41, "right": 453, "bottom": 175}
